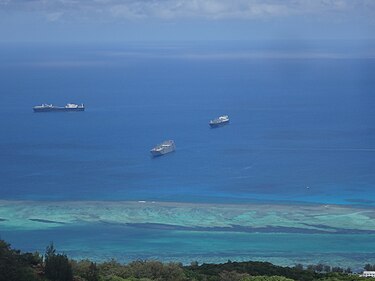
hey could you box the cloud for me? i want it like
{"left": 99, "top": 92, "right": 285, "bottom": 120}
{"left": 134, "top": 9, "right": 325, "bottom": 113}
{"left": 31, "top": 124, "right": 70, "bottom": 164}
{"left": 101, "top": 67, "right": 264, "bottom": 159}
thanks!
{"left": 46, "top": 11, "right": 64, "bottom": 22}
{"left": 103, "top": 49, "right": 375, "bottom": 60}
{"left": 1, "top": 0, "right": 374, "bottom": 22}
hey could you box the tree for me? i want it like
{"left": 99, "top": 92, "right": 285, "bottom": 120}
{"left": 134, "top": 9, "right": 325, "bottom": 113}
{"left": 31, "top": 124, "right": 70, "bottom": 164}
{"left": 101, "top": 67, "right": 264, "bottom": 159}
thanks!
{"left": 85, "top": 262, "right": 99, "bottom": 281}
{"left": 44, "top": 242, "right": 73, "bottom": 281}
{"left": 323, "top": 265, "right": 331, "bottom": 273}
{"left": 306, "top": 265, "right": 315, "bottom": 272}
{"left": 45, "top": 242, "right": 56, "bottom": 259}
{"left": 315, "top": 264, "right": 324, "bottom": 272}
{"left": 190, "top": 261, "right": 199, "bottom": 268}
{"left": 219, "top": 270, "right": 250, "bottom": 281}
{"left": 124, "top": 260, "right": 186, "bottom": 281}
{"left": 241, "top": 276, "right": 295, "bottom": 281}
{"left": 72, "top": 259, "right": 100, "bottom": 281}
{"left": 331, "top": 267, "right": 343, "bottom": 273}
{"left": 0, "top": 240, "right": 40, "bottom": 281}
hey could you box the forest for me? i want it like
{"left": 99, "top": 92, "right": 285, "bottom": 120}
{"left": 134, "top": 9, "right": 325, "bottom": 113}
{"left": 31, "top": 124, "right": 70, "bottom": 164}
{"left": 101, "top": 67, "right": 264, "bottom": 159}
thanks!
{"left": 0, "top": 239, "right": 374, "bottom": 281}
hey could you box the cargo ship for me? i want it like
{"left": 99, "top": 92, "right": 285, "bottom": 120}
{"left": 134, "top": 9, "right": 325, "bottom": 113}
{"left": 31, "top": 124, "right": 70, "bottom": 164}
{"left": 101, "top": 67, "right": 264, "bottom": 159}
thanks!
{"left": 33, "top": 103, "right": 85, "bottom": 112}
{"left": 209, "top": 115, "right": 229, "bottom": 128}
{"left": 150, "top": 140, "right": 175, "bottom": 157}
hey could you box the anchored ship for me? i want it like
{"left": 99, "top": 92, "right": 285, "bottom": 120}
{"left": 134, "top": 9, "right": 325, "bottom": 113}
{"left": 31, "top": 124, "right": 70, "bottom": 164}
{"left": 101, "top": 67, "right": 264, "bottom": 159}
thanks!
{"left": 150, "top": 140, "right": 175, "bottom": 157}
{"left": 209, "top": 115, "right": 229, "bottom": 128}
{"left": 33, "top": 103, "right": 85, "bottom": 112}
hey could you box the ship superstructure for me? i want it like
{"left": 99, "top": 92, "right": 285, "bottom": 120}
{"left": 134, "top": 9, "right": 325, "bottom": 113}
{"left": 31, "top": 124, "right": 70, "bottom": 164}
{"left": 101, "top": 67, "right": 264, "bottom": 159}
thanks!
{"left": 209, "top": 115, "right": 229, "bottom": 128}
{"left": 150, "top": 140, "right": 176, "bottom": 157}
{"left": 33, "top": 103, "right": 85, "bottom": 112}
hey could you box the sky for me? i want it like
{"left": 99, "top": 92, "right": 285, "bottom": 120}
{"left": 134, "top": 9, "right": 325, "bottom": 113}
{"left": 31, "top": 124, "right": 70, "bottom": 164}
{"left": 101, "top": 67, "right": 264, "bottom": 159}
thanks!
{"left": 0, "top": 0, "right": 375, "bottom": 43}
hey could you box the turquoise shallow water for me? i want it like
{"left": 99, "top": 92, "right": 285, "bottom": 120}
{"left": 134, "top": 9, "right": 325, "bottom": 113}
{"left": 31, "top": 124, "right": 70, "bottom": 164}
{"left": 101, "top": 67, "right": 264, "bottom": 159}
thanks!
{"left": 1, "top": 200, "right": 375, "bottom": 268}
{"left": 0, "top": 41, "right": 374, "bottom": 267}
{"left": 3, "top": 223, "right": 375, "bottom": 268}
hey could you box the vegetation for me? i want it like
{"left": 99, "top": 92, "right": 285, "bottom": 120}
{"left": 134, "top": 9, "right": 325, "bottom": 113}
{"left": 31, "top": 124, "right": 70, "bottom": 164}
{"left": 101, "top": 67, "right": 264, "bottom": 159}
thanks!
{"left": 44, "top": 243, "right": 73, "bottom": 281}
{"left": 365, "top": 264, "right": 375, "bottom": 271}
{"left": 1, "top": 239, "right": 375, "bottom": 281}
{"left": 0, "top": 240, "right": 41, "bottom": 281}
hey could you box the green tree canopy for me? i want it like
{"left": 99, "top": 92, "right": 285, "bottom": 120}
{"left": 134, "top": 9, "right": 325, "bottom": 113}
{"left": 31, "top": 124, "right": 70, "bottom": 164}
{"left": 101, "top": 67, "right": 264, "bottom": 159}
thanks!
{"left": 44, "top": 242, "right": 73, "bottom": 281}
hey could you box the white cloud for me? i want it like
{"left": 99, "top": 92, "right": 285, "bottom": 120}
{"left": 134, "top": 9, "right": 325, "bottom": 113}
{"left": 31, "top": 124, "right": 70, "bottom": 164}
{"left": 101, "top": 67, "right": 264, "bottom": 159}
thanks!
{"left": 105, "top": 1, "right": 306, "bottom": 20}
{"left": 1, "top": 0, "right": 375, "bottom": 22}
{"left": 46, "top": 11, "right": 64, "bottom": 21}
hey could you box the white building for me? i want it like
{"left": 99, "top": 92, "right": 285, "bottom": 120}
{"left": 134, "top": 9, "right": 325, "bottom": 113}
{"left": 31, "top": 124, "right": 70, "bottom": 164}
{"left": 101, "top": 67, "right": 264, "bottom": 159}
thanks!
{"left": 361, "top": 271, "right": 375, "bottom": 277}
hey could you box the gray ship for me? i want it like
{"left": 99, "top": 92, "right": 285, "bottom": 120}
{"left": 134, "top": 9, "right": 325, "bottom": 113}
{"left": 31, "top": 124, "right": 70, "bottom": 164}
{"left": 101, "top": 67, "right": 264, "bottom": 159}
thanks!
{"left": 209, "top": 115, "right": 229, "bottom": 128}
{"left": 33, "top": 103, "right": 85, "bottom": 112}
{"left": 150, "top": 140, "right": 175, "bottom": 157}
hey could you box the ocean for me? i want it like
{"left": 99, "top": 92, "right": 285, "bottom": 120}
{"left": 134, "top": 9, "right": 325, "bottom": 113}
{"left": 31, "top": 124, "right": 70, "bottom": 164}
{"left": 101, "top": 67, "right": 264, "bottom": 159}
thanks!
{"left": 0, "top": 40, "right": 374, "bottom": 269}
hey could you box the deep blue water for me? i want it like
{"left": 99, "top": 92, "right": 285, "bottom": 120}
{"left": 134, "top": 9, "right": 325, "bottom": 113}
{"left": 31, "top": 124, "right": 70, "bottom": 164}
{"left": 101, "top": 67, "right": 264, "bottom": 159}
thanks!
{"left": 0, "top": 42, "right": 374, "bottom": 205}
{"left": 0, "top": 41, "right": 375, "bottom": 266}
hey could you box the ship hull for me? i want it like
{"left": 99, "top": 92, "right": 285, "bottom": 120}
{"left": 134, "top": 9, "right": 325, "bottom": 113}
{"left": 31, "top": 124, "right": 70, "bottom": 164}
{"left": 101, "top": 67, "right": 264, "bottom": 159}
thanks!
{"left": 150, "top": 141, "right": 175, "bottom": 157}
{"left": 150, "top": 149, "right": 175, "bottom": 157}
{"left": 33, "top": 107, "right": 85, "bottom": 112}
{"left": 209, "top": 120, "right": 229, "bottom": 128}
